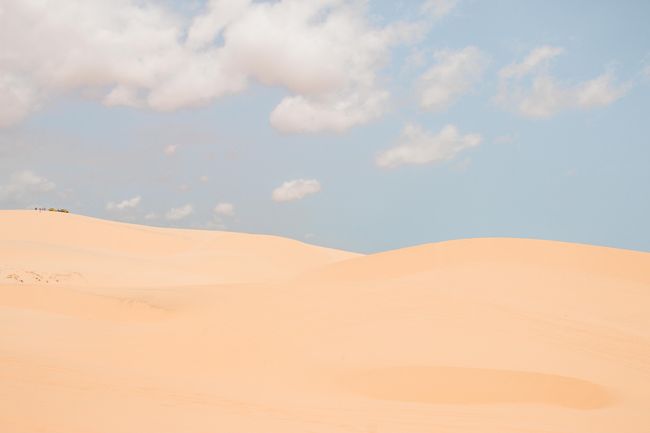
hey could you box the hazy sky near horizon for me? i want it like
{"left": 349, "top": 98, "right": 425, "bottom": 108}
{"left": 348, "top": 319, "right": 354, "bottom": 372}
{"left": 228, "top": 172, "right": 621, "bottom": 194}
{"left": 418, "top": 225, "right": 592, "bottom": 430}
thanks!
{"left": 1, "top": 0, "right": 649, "bottom": 253}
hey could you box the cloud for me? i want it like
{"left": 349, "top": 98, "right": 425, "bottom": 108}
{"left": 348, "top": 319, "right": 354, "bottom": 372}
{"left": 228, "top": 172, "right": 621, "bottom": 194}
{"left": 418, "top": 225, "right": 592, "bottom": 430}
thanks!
{"left": 419, "top": 46, "right": 488, "bottom": 111}
{"left": 496, "top": 46, "right": 630, "bottom": 117}
{"left": 163, "top": 144, "right": 178, "bottom": 156}
{"left": 106, "top": 195, "right": 141, "bottom": 211}
{"left": 165, "top": 204, "right": 193, "bottom": 220}
{"left": 257, "top": 3, "right": 420, "bottom": 133}
{"left": 206, "top": 201, "right": 235, "bottom": 229}
{"left": 0, "top": 170, "right": 56, "bottom": 204}
{"left": 270, "top": 89, "right": 389, "bottom": 133}
{"left": 376, "top": 123, "right": 481, "bottom": 168}
{"left": 272, "top": 179, "right": 321, "bottom": 202}
{"left": 214, "top": 202, "right": 234, "bottom": 216}
{"left": 499, "top": 46, "right": 564, "bottom": 79}
{"left": 575, "top": 73, "right": 629, "bottom": 108}
{"left": 421, "top": 0, "right": 459, "bottom": 19}
{"left": 0, "top": 0, "right": 420, "bottom": 132}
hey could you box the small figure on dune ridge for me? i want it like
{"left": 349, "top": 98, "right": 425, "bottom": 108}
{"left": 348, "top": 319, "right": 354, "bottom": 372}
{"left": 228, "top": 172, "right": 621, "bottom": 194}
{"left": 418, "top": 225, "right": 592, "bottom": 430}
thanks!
{"left": 34, "top": 207, "right": 70, "bottom": 213}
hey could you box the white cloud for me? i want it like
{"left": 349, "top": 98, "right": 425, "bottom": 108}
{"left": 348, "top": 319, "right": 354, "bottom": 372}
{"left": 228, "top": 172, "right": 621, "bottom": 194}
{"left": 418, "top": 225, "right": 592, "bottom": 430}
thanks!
{"left": 575, "top": 73, "right": 629, "bottom": 108}
{"left": 421, "top": 0, "right": 459, "bottom": 19}
{"left": 0, "top": 0, "right": 419, "bottom": 132}
{"left": 214, "top": 202, "right": 234, "bottom": 216}
{"left": 185, "top": 0, "right": 250, "bottom": 51}
{"left": 0, "top": 170, "right": 56, "bottom": 203}
{"left": 258, "top": 3, "right": 420, "bottom": 133}
{"left": 496, "top": 46, "right": 630, "bottom": 118}
{"left": 499, "top": 45, "right": 564, "bottom": 79}
{"left": 419, "top": 46, "right": 488, "bottom": 111}
{"left": 270, "top": 89, "right": 389, "bottom": 133}
{"left": 272, "top": 179, "right": 321, "bottom": 202}
{"left": 106, "top": 195, "right": 141, "bottom": 211}
{"left": 207, "top": 201, "right": 235, "bottom": 230}
{"left": 199, "top": 175, "right": 209, "bottom": 182}
{"left": 376, "top": 123, "right": 481, "bottom": 168}
{"left": 163, "top": 144, "right": 178, "bottom": 155}
{"left": 144, "top": 212, "right": 158, "bottom": 220}
{"left": 165, "top": 204, "right": 193, "bottom": 220}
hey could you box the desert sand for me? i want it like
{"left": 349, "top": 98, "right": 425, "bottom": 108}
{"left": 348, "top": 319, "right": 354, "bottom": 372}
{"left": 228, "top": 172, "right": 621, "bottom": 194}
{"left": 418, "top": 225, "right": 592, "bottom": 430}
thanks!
{"left": 1, "top": 209, "right": 649, "bottom": 433}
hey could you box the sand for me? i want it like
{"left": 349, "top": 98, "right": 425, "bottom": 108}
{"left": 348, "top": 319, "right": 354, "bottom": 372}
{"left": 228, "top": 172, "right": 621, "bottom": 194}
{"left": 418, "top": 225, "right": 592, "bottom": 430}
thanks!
{"left": 1, "top": 209, "right": 649, "bottom": 432}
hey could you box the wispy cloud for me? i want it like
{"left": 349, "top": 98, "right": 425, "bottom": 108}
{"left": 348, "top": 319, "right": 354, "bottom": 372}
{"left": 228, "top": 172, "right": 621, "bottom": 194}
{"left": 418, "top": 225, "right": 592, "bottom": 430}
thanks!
{"left": 272, "top": 179, "right": 321, "bottom": 202}
{"left": 163, "top": 144, "right": 178, "bottom": 156}
{"left": 421, "top": 0, "right": 460, "bottom": 19}
{"left": 214, "top": 202, "right": 235, "bottom": 216}
{"left": 376, "top": 123, "right": 481, "bottom": 168}
{"left": 496, "top": 46, "right": 630, "bottom": 117}
{"left": 0, "top": 170, "right": 55, "bottom": 204}
{"left": 270, "top": 90, "right": 389, "bottom": 134}
{"left": 419, "top": 46, "right": 488, "bottom": 111}
{"left": 206, "top": 202, "right": 236, "bottom": 230}
{"left": 499, "top": 46, "right": 564, "bottom": 79}
{"left": 106, "top": 196, "right": 141, "bottom": 211}
{"left": 165, "top": 204, "right": 193, "bottom": 221}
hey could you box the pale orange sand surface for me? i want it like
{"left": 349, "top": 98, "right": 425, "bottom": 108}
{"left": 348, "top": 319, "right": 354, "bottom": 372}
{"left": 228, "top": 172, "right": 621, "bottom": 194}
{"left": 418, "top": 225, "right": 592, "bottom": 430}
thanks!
{"left": 1, "top": 210, "right": 649, "bottom": 432}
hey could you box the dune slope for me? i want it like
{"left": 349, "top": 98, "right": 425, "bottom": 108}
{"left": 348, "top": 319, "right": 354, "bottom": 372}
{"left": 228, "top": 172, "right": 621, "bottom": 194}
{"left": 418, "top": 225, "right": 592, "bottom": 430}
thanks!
{"left": 0, "top": 210, "right": 358, "bottom": 286}
{"left": 1, "top": 210, "right": 649, "bottom": 433}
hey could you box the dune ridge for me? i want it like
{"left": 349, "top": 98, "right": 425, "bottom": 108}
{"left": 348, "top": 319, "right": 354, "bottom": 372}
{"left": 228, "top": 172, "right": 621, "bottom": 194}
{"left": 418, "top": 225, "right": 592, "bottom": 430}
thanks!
{"left": 1, "top": 210, "right": 650, "bottom": 433}
{"left": 1, "top": 210, "right": 359, "bottom": 287}
{"left": 301, "top": 237, "right": 650, "bottom": 284}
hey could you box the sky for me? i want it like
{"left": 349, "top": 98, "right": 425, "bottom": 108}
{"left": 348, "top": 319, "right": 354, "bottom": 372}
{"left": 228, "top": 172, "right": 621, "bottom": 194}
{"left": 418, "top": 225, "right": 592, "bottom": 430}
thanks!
{"left": 1, "top": 0, "right": 649, "bottom": 253}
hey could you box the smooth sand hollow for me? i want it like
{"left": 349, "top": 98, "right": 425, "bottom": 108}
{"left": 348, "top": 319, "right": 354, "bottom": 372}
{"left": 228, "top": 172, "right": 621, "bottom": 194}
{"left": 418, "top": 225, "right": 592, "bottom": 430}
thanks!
{"left": 1, "top": 209, "right": 649, "bottom": 432}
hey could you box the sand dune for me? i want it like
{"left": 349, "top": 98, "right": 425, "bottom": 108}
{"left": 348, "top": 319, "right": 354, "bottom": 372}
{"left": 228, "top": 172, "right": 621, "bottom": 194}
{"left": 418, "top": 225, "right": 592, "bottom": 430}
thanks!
{"left": 1, "top": 210, "right": 357, "bottom": 287}
{"left": 1, "top": 210, "right": 649, "bottom": 432}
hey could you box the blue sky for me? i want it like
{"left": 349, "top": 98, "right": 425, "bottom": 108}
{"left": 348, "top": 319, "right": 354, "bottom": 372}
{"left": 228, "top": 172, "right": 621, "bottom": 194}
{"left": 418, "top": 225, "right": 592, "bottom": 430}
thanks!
{"left": 1, "top": 0, "right": 649, "bottom": 253}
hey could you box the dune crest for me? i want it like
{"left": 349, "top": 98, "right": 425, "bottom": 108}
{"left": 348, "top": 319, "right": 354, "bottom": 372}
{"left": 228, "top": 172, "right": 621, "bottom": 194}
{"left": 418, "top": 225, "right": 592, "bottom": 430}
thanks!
{"left": 1, "top": 210, "right": 649, "bottom": 433}
{"left": 0, "top": 210, "right": 359, "bottom": 286}
{"left": 301, "top": 237, "right": 650, "bottom": 285}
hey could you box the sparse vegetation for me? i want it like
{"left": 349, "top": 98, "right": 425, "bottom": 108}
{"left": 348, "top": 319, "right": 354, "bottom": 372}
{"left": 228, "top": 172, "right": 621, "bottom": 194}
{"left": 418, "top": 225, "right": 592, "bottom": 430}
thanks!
{"left": 44, "top": 208, "right": 70, "bottom": 213}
